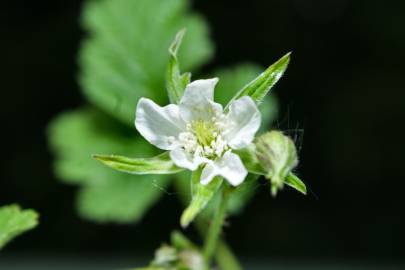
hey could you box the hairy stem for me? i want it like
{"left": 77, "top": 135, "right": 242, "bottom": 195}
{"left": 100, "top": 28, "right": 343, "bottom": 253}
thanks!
{"left": 203, "top": 186, "right": 230, "bottom": 267}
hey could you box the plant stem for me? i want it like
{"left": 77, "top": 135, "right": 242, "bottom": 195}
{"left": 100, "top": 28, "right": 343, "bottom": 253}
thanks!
{"left": 195, "top": 220, "right": 243, "bottom": 270}
{"left": 203, "top": 186, "right": 230, "bottom": 267}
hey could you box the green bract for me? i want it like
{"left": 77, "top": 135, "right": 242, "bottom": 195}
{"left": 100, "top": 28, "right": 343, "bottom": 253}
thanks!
{"left": 180, "top": 170, "right": 223, "bottom": 228}
{"left": 93, "top": 152, "right": 183, "bottom": 175}
{"left": 225, "top": 52, "right": 290, "bottom": 108}
{"left": 166, "top": 29, "right": 192, "bottom": 104}
{"left": 0, "top": 205, "right": 38, "bottom": 249}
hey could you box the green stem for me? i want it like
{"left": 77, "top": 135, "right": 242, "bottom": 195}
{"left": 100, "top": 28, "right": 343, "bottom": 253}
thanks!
{"left": 195, "top": 220, "right": 243, "bottom": 270}
{"left": 203, "top": 186, "right": 230, "bottom": 267}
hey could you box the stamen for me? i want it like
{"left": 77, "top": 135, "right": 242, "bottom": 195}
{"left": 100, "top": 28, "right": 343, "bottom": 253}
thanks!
{"left": 176, "top": 115, "right": 230, "bottom": 159}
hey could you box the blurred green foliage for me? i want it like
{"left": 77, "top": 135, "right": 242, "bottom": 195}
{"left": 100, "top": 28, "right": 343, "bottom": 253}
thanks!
{"left": 80, "top": 0, "right": 213, "bottom": 126}
{"left": 48, "top": 0, "right": 278, "bottom": 224}
{"left": 0, "top": 205, "right": 38, "bottom": 249}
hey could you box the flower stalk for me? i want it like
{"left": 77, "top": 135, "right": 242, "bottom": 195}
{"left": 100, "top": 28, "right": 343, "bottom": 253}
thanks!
{"left": 203, "top": 185, "right": 231, "bottom": 267}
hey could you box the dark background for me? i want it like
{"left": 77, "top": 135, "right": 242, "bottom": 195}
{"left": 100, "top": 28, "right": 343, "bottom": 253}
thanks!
{"left": 1, "top": 0, "right": 404, "bottom": 265}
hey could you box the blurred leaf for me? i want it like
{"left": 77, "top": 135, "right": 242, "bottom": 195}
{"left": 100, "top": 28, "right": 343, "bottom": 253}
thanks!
{"left": 226, "top": 53, "right": 290, "bottom": 108}
{"left": 93, "top": 152, "right": 183, "bottom": 175}
{"left": 180, "top": 169, "right": 222, "bottom": 228}
{"left": 80, "top": 0, "right": 213, "bottom": 125}
{"left": 285, "top": 173, "right": 307, "bottom": 195}
{"left": 166, "top": 29, "right": 191, "bottom": 104}
{"left": 48, "top": 108, "right": 172, "bottom": 223}
{"left": 0, "top": 205, "right": 38, "bottom": 249}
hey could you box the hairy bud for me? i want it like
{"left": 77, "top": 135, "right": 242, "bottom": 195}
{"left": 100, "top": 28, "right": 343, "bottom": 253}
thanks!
{"left": 255, "top": 131, "right": 298, "bottom": 196}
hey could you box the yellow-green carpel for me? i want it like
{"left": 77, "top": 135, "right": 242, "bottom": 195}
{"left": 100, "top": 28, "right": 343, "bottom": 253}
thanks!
{"left": 191, "top": 120, "right": 218, "bottom": 147}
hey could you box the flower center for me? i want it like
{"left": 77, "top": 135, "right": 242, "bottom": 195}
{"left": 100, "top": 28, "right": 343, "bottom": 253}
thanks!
{"left": 176, "top": 116, "right": 229, "bottom": 159}
{"left": 191, "top": 120, "right": 217, "bottom": 147}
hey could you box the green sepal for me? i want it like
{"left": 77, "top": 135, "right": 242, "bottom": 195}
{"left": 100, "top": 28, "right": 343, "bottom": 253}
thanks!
{"left": 226, "top": 52, "right": 291, "bottom": 108}
{"left": 180, "top": 169, "right": 223, "bottom": 228}
{"left": 0, "top": 204, "right": 39, "bottom": 249}
{"left": 93, "top": 152, "right": 183, "bottom": 175}
{"left": 166, "top": 29, "right": 192, "bottom": 104}
{"left": 285, "top": 173, "right": 307, "bottom": 195}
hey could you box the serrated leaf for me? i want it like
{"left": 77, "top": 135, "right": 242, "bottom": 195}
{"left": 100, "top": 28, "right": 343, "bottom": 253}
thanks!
{"left": 226, "top": 53, "right": 290, "bottom": 108}
{"left": 166, "top": 29, "right": 191, "bottom": 104}
{"left": 0, "top": 205, "right": 38, "bottom": 249}
{"left": 80, "top": 0, "right": 213, "bottom": 125}
{"left": 285, "top": 173, "right": 307, "bottom": 195}
{"left": 180, "top": 169, "right": 223, "bottom": 228}
{"left": 93, "top": 152, "right": 183, "bottom": 175}
{"left": 48, "top": 108, "right": 172, "bottom": 223}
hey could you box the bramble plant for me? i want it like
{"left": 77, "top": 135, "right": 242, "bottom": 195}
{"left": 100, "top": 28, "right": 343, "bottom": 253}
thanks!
{"left": 94, "top": 30, "right": 306, "bottom": 269}
{"left": 48, "top": 0, "right": 307, "bottom": 269}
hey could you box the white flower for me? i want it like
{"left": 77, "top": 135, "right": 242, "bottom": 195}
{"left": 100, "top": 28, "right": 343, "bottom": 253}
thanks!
{"left": 135, "top": 78, "right": 261, "bottom": 186}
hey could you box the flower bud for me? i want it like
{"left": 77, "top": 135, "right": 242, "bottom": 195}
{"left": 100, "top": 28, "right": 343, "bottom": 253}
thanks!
{"left": 255, "top": 131, "right": 298, "bottom": 196}
{"left": 153, "top": 245, "right": 178, "bottom": 266}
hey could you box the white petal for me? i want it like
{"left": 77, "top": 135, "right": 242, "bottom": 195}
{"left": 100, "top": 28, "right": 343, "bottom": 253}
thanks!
{"left": 200, "top": 162, "right": 217, "bottom": 185}
{"left": 135, "top": 98, "right": 186, "bottom": 150}
{"left": 179, "top": 78, "right": 223, "bottom": 122}
{"left": 201, "top": 152, "right": 247, "bottom": 186}
{"left": 170, "top": 147, "right": 206, "bottom": 171}
{"left": 223, "top": 96, "right": 261, "bottom": 149}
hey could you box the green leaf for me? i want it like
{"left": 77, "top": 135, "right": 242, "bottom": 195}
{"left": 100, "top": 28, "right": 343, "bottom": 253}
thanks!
{"left": 226, "top": 53, "right": 290, "bottom": 108}
{"left": 93, "top": 152, "right": 183, "bottom": 175}
{"left": 180, "top": 169, "right": 223, "bottom": 228}
{"left": 80, "top": 0, "right": 213, "bottom": 126}
{"left": 285, "top": 173, "right": 307, "bottom": 195}
{"left": 0, "top": 205, "right": 38, "bottom": 249}
{"left": 48, "top": 108, "right": 172, "bottom": 223}
{"left": 166, "top": 29, "right": 191, "bottom": 104}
